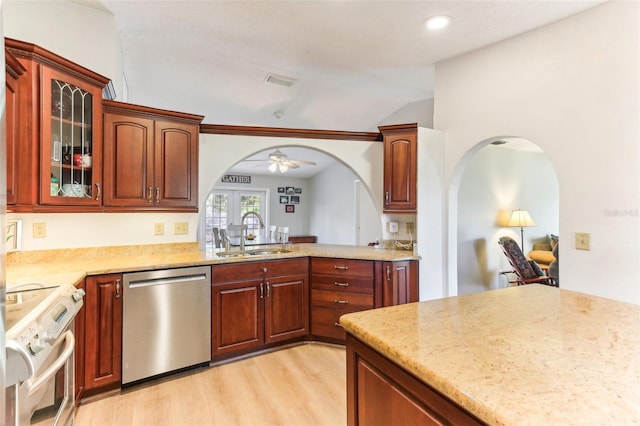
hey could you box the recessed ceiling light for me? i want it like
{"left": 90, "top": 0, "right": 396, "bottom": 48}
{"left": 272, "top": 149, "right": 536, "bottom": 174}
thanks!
{"left": 425, "top": 15, "right": 451, "bottom": 30}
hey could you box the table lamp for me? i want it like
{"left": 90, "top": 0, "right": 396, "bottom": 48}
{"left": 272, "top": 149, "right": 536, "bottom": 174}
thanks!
{"left": 507, "top": 209, "right": 536, "bottom": 249}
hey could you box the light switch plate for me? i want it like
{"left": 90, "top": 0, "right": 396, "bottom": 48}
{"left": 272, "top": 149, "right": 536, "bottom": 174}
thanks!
{"left": 388, "top": 221, "right": 399, "bottom": 233}
{"left": 154, "top": 223, "right": 164, "bottom": 236}
{"left": 33, "top": 223, "right": 47, "bottom": 239}
{"left": 575, "top": 232, "right": 590, "bottom": 250}
{"left": 174, "top": 222, "right": 188, "bottom": 235}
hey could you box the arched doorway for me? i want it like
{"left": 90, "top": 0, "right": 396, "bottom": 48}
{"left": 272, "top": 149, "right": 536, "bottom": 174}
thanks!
{"left": 450, "top": 137, "right": 559, "bottom": 295}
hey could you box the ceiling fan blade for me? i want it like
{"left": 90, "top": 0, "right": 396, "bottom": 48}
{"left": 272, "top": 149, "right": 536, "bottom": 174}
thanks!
{"left": 283, "top": 161, "right": 300, "bottom": 169}
{"left": 289, "top": 159, "right": 317, "bottom": 165}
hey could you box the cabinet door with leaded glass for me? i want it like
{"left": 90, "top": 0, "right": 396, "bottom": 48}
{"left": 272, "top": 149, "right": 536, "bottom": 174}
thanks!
{"left": 40, "top": 66, "right": 103, "bottom": 206}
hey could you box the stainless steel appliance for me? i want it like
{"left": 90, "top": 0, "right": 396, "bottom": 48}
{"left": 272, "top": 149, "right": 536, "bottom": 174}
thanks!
{"left": 122, "top": 266, "right": 211, "bottom": 385}
{"left": 5, "top": 284, "right": 85, "bottom": 426}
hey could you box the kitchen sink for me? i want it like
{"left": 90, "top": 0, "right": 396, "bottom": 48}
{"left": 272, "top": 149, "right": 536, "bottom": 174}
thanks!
{"left": 246, "top": 248, "right": 292, "bottom": 256}
{"left": 215, "top": 251, "right": 248, "bottom": 258}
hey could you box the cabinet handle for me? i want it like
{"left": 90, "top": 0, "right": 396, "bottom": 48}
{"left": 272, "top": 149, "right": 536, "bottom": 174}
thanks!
{"left": 95, "top": 183, "right": 101, "bottom": 201}
{"left": 386, "top": 265, "right": 391, "bottom": 281}
{"left": 333, "top": 265, "right": 349, "bottom": 271}
{"left": 155, "top": 187, "right": 160, "bottom": 204}
{"left": 263, "top": 267, "right": 268, "bottom": 273}
{"left": 385, "top": 191, "right": 389, "bottom": 206}
{"left": 115, "top": 279, "right": 121, "bottom": 299}
{"left": 266, "top": 282, "right": 270, "bottom": 298}
{"left": 334, "top": 299, "right": 349, "bottom": 304}
{"left": 334, "top": 281, "right": 349, "bottom": 287}
{"left": 333, "top": 322, "right": 343, "bottom": 328}
{"left": 147, "top": 187, "right": 153, "bottom": 203}
{"left": 259, "top": 282, "right": 264, "bottom": 299}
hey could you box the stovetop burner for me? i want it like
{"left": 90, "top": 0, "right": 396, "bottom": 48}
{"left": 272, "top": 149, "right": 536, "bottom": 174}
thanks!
{"left": 5, "top": 285, "right": 59, "bottom": 332}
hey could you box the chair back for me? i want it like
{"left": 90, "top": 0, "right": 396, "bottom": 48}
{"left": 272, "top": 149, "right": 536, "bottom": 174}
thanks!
{"left": 498, "top": 236, "right": 538, "bottom": 279}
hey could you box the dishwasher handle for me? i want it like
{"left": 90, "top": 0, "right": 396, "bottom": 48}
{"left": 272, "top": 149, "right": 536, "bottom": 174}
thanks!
{"left": 127, "top": 273, "right": 208, "bottom": 289}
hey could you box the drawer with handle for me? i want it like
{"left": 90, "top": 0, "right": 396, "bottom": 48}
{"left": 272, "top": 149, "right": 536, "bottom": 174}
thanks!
{"left": 310, "top": 274, "right": 373, "bottom": 293}
{"left": 311, "top": 289, "right": 373, "bottom": 310}
{"left": 311, "top": 306, "right": 354, "bottom": 341}
{"left": 310, "top": 258, "right": 374, "bottom": 278}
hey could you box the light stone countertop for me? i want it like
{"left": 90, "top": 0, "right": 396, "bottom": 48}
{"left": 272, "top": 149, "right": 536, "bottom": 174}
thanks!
{"left": 6, "top": 242, "right": 418, "bottom": 289}
{"left": 340, "top": 284, "right": 640, "bottom": 425}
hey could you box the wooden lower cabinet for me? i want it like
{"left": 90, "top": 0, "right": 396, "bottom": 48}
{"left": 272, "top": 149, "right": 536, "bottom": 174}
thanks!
{"left": 310, "top": 258, "right": 418, "bottom": 342}
{"left": 382, "top": 260, "right": 419, "bottom": 307}
{"left": 81, "top": 274, "right": 123, "bottom": 396}
{"left": 212, "top": 258, "right": 309, "bottom": 358}
{"left": 346, "top": 335, "right": 484, "bottom": 426}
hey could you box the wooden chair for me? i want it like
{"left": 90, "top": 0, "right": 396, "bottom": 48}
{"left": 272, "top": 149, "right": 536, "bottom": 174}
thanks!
{"left": 498, "top": 236, "right": 558, "bottom": 287}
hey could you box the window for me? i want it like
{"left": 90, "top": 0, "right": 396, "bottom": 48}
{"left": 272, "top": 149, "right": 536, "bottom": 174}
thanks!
{"left": 204, "top": 188, "right": 268, "bottom": 252}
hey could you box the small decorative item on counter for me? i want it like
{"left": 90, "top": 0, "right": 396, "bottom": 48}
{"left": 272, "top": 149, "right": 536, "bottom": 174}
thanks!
{"left": 50, "top": 174, "right": 59, "bottom": 196}
{"left": 246, "top": 234, "right": 256, "bottom": 240}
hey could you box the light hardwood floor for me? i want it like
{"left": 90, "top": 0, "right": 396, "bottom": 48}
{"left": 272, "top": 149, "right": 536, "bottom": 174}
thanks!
{"left": 75, "top": 343, "right": 346, "bottom": 426}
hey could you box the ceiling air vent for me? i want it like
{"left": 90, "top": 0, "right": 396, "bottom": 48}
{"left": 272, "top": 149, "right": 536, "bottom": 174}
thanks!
{"left": 264, "top": 73, "right": 297, "bottom": 87}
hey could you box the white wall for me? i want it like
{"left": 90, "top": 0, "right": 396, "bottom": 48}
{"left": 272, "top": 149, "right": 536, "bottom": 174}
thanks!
{"left": 309, "top": 162, "right": 379, "bottom": 245}
{"left": 214, "top": 174, "right": 311, "bottom": 236}
{"left": 457, "top": 145, "right": 559, "bottom": 295}
{"left": 3, "top": 1, "right": 124, "bottom": 100}
{"left": 435, "top": 1, "right": 640, "bottom": 304}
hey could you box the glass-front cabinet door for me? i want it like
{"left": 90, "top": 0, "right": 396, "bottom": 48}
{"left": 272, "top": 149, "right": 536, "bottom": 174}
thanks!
{"left": 40, "top": 66, "right": 103, "bottom": 206}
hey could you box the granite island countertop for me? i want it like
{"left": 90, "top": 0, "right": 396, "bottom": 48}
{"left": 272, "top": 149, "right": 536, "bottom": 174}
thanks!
{"left": 340, "top": 284, "right": 640, "bottom": 425}
{"left": 7, "top": 242, "right": 419, "bottom": 289}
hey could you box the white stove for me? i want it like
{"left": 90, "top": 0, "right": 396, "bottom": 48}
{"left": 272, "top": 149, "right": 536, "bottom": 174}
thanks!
{"left": 5, "top": 284, "right": 85, "bottom": 426}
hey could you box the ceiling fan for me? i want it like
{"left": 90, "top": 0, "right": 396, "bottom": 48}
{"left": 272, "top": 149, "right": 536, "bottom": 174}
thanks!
{"left": 245, "top": 149, "right": 317, "bottom": 173}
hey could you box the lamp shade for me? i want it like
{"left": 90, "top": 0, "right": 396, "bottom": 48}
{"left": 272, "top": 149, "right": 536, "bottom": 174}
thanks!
{"left": 507, "top": 209, "right": 536, "bottom": 228}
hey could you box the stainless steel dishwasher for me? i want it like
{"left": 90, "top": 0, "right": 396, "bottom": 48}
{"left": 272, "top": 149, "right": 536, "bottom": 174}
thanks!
{"left": 122, "top": 266, "right": 211, "bottom": 385}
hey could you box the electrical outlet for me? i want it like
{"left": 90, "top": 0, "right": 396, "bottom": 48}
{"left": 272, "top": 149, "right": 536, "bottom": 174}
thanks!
{"left": 575, "top": 232, "right": 590, "bottom": 250}
{"left": 406, "top": 222, "right": 415, "bottom": 234}
{"left": 388, "top": 221, "right": 399, "bottom": 233}
{"left": 174, "top": 222, "right": 188, "bottom": 235}
{"left": 33, "top": 223, "right": 47, "bottom": 238}
{"left": 154, "top": 223, "right": 164, "bottom": 236}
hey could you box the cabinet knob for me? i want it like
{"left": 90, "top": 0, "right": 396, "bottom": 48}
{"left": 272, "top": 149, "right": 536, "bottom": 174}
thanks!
{"left": 386, "top": 265, "right": 391, "bottom": 281}
{"left": 333, "top": 322, "right": 343, "bottom": 328}
{"left": 115, "top": 279, "right": 121, "bottom": 299}
{"left": 333, "top": 265, "right": 349, "bottom": 271}
{"left": 334, "top": 299, "right": 349, "bottom": 304}
{"left": 385, "top": 191, "right": 389, "bottom": 206}
{"left": 95, "top": 183, "right": 102, "bottom": 201}
{"left": 334, "top": 281, "right": 350, "bottom": 287}
{"left": 155, "top": 187, "right": 160, "bottom": 204}
{"left": 266, "top": 282, "right": 270, "bottom": 298}
{"left": 147, "top": 187, "right": 153, "bottom": 203}
{"left": 259, "top": 282, "right": 264, "bottom": 299}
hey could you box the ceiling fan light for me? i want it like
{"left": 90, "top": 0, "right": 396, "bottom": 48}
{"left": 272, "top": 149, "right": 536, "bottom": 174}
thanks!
{"left": 268, "top": 163, "right": 278, "bottom": 173}
{"left": 279, "top": 163, "right": 288, "bottom": 173}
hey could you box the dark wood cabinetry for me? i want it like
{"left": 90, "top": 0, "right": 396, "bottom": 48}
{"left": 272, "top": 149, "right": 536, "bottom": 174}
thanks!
{"left": 347, "top": 335, "right": 484, "bottom": 426}
{"left": 82, "top": 274, "right": 123, "bottom": 396}
{"left": 5, "top": 48, "right": 26, "bottom": 206}
{"left": 381, "top": 260, "right": 419, "bottom": 307}
{"left": 5, "top": 38, "right": 111, "bottom": 212}
{"left": 310, "top": 258, "right": 376, "bottom": 342}
{"left": 212, "top": 258, "right": 309, "bottom": 358}
{"left": 379, "top": 123, "right": 417, "bottom": 213}
{"left": 103, "top": 101, "right": 203, "bottom": 211}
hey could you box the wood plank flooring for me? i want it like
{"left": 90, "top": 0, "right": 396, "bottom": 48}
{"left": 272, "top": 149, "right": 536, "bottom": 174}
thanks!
{"left": 74, "top": 343, "right": 346, "bottom": 426}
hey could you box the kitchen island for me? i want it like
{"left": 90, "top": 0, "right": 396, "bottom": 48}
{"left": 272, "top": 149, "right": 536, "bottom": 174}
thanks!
{"left": 340, "top": 284, "right": 640, "bottom": 425}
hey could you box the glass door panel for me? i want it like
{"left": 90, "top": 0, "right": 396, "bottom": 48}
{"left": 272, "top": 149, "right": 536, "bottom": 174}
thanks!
{"left": 41, "top": 67, "right": 102, "bottom": 206}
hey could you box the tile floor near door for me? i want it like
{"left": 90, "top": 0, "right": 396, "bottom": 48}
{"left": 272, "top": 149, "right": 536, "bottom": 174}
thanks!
{"left": 75, "top": 343, "right": 346, "bottom": 426}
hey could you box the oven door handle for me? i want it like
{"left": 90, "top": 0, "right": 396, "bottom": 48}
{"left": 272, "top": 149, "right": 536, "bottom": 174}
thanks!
{"left": 25, "top": 331, "right": 75, "bottom": 396}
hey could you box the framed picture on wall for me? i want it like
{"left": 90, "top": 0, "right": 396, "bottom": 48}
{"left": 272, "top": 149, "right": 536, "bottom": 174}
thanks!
{"left": 286, "top": 204, "right": 295, "bottom": 213}
{"left": 279, "top": 195, "right": 289, "bottom": 204}
{"left": 278, "top": 187, "right": 285, "bottom": 193}
{"left": 294, "top": 188, "right": 302, "bottom": 194}
{"left": 286, "top": 187, "right": 295, "bottom": 195}
{"left": 290, "top": 195, "right": 300, "bottom": 204}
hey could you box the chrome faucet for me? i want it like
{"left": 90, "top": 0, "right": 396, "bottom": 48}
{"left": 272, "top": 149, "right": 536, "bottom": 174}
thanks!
{"left": 237, "top": 211, "right": 265, "bottom": 251}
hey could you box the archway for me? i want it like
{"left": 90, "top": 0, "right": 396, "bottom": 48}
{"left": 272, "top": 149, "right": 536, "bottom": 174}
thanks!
{"left": 197, "top": 142, "right": 381, "bottom": 250}
{"left": 449, "top": 136, "right": 559, "bottom": 295}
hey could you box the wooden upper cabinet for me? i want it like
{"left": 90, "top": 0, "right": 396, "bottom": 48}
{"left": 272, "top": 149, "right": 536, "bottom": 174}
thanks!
{"left": 5, "top": 48, "right": 26, "bottom": 206}
{"left": 379, "top": 123, "right": 417, "bottom": 213}
{"left": 103, "top": 100, "right": 203, "bottom": 211}
{"left": 5, "top": 37, "right": 111, "bottom": 212}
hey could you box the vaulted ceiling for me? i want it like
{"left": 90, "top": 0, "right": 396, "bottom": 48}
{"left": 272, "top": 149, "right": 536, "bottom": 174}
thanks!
{"left": 91, "top": 0, "right": 603, "bottom": 132}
